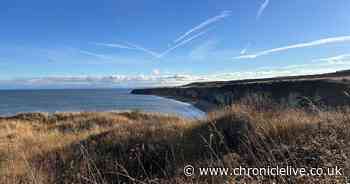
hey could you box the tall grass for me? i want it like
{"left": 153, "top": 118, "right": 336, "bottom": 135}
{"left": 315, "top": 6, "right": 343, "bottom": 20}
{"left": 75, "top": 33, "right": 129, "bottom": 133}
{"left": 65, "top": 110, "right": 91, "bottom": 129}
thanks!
{"left": 0, "top": 96, "right": 349, "bottom": 183}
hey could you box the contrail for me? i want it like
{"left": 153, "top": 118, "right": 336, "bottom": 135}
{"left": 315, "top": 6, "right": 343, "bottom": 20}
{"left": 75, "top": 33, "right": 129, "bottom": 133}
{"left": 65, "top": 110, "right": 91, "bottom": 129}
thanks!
{"left": 120, "top": 29, "right": 211, "bottom": 59}
{"left": 92, "top": 42, "right": 137, "bottom": 50}
{"left": 240, "top": 43, "right": 251, "bottom": 55}
{"left": 256, "top": 0, "right": 270, "bottom": 20}
{"left": 92, "top": 41, "right": 160, "bottom": 57}
{"left": 174, "top": 10, "right": 231, "bottom": 44}
{"left": 160, "top": 29, "right": 212, "bottom": 58}
{"left": 125, "top": 42, "right": 162, "bottom": 58}
{"left": 92, "top": 12, "right": 228, "bottom": 59}
{"left": 234, "top": 36, "right": 350, "bottom": 59}
{"left": 79, "top": 50, "right": 110, "bottom": 60}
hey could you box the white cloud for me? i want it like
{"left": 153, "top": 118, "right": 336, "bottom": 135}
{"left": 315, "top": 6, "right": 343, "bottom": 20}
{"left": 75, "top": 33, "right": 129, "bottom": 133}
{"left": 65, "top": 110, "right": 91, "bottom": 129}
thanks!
{"left": 174, "top": 10, "right": 231, "bottom": 43}
{"left": 314, "top": 54, "right": 350, "bottom": 64}
{"left": 2, "top": 59, "right": 350, "bottom": 89}
{"left": 152, "top": 69, "right": 161, "bottom": 76}
{"left": 0, "top": 74, "right": 208, "bottom": 89}
{"left": 234, "top": 36, "right": 350, "bottom": 59}
{"left": 256, "top": 0, "right": 270, "bottom": 20}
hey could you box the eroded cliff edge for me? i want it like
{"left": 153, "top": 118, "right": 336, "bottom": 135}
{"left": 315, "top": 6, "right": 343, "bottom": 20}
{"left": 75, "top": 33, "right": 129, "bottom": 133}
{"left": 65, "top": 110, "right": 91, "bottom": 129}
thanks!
{"left": 131, "top": 70, "right": 350, "bottom": 112}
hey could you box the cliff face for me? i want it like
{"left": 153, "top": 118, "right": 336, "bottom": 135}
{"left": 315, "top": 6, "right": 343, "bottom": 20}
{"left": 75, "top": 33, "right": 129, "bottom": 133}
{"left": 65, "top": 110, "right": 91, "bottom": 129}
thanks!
{"left": 132, "top": 72, "right": 350, "bottom": 112}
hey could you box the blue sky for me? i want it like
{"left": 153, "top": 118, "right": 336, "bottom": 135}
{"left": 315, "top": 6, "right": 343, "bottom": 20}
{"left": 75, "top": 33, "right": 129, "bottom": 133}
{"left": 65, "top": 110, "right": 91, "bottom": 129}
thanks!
{"left": 0, "top": 0, "right": 350, "bottom": 88}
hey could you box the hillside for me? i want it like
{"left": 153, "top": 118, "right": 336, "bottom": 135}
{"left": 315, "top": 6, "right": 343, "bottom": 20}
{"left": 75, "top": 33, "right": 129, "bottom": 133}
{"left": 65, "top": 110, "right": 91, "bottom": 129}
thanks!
{"left": 132, "top": 70, "right": 350, "bottom": 111}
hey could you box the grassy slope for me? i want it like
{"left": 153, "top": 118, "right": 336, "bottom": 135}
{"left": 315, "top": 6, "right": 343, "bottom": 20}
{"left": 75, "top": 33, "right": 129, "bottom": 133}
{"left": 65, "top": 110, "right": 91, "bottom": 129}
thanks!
{"left": 0, "top": 98, "right": 350, "bottom": 183}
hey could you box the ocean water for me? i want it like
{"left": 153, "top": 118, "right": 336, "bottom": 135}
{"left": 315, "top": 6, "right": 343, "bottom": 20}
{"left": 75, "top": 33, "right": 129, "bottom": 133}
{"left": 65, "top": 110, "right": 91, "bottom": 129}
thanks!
{"left": 0, "top": 89, "right": 205, "bottom": 118}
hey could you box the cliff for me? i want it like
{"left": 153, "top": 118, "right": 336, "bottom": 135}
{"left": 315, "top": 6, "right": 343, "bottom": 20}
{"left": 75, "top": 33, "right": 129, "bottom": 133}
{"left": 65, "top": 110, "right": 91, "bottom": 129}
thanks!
{"left": 131, "top": 70, "right": 350, "bottom": 112}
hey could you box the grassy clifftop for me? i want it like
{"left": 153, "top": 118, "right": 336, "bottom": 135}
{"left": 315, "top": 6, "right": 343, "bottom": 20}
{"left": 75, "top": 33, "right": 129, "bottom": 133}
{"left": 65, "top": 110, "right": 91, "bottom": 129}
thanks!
{"left": 0, "top": 97, "right": 349, "bottom": 183}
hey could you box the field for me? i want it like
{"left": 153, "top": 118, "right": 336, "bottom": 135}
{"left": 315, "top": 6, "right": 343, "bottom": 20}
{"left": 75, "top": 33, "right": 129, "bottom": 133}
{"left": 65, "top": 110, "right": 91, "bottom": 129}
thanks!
{"left": 0, "top": 95, "right": 349, "bottom": 184}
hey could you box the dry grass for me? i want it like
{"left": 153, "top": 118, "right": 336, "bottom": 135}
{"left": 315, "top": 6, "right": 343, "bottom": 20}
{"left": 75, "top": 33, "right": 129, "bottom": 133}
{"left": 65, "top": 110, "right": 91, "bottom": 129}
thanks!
{"left": 0, "top": 98, "right": 350, "bottom": 183}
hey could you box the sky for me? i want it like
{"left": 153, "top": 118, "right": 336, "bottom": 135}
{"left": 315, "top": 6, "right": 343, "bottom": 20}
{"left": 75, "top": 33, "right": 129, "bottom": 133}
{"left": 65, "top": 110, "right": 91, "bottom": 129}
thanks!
{"left": 0, "top": 0, "right": 350, "bottom": 88}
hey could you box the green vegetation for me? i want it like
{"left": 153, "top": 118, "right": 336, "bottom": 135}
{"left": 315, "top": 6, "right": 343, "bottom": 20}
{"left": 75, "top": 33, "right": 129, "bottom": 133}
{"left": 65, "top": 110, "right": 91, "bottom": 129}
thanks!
{"left": 0, "top": 96, "right": 349, "bottom": 183}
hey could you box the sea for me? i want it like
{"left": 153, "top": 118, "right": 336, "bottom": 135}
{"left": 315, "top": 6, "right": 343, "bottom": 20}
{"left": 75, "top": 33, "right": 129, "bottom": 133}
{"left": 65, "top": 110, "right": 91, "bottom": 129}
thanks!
{"left": 0, "top": 89, "right": 205, "bottom": 119}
